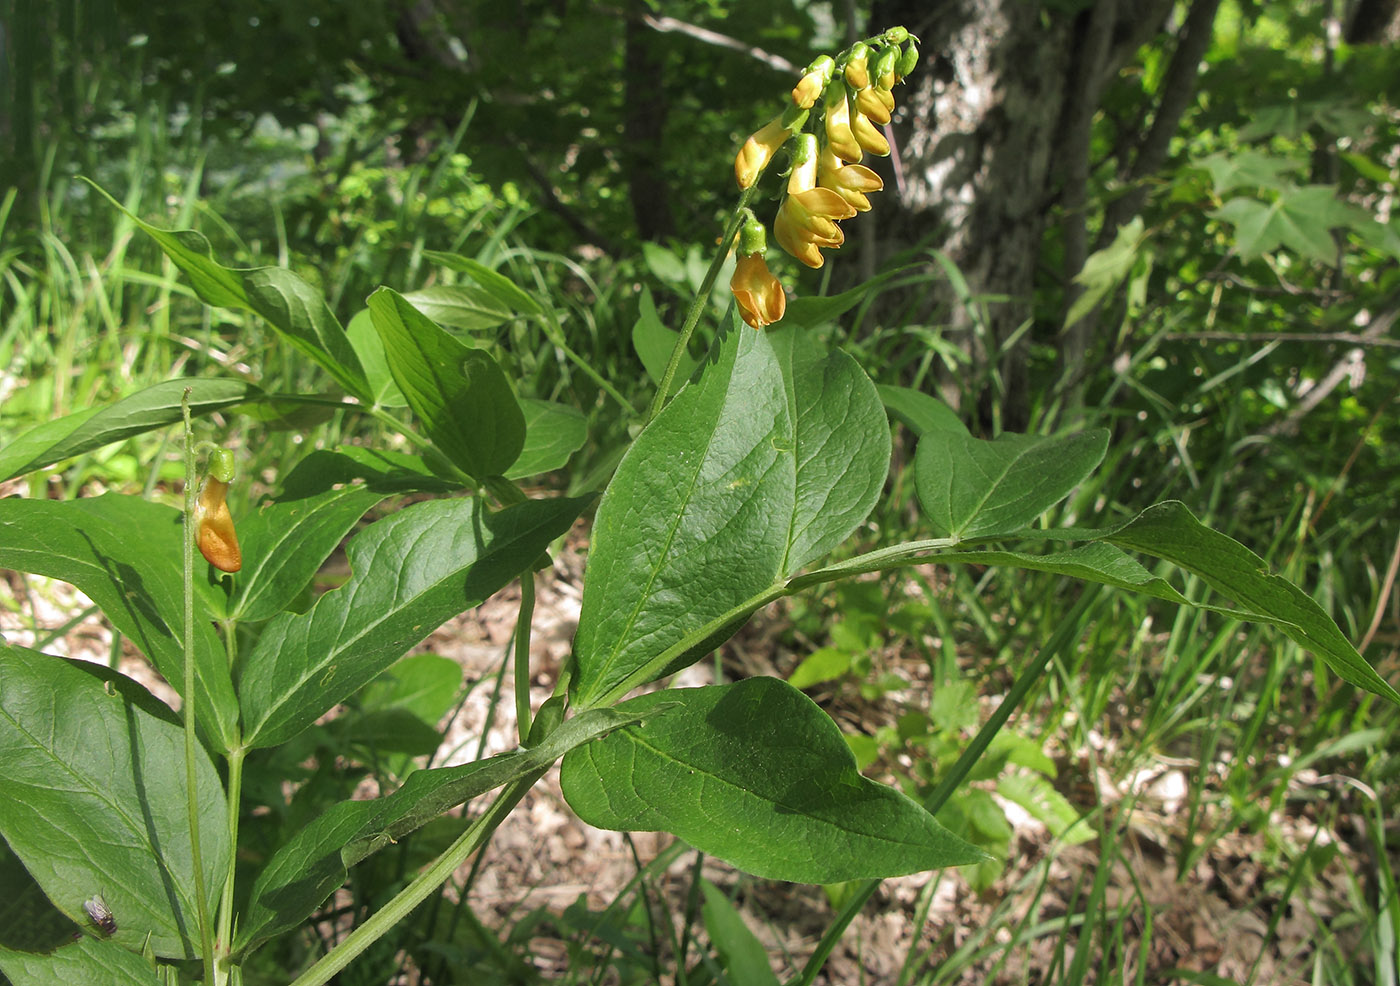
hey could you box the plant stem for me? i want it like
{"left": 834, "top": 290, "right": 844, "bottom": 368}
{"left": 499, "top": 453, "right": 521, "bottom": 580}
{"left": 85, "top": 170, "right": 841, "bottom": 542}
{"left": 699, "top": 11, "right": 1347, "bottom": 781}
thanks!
{"left": 180, "top": 390, "right": 217, "bottom": 985}
{"left": 286, "top": 768, "right": 549, "bottom": 986}
{"left": 514, "top": 569, "right": 537, "bottom": 744}
{"left": 215, "top": 742, "right": 245, "bottom": 983}
{"left": 645, "top": 185, "right": 756, "bottom": 424}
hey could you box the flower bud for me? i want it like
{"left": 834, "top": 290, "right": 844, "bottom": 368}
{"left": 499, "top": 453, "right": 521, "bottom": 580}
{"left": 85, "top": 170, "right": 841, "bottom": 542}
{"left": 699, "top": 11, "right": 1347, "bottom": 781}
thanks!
{"left": 195, "top": 450, "right": 241, "bottom": 573}
{"left": 734, "top": 116, "right": 791, "bottom": 189}
{"left": 792, "top": 55, "right": 834, "bottom": 109}
{"left": 850, "top": 106, "right": 890, "bottom": 156}
{"left": 874, "top": 46, "right": 899, "bottom": 92}
{"left": 823, "top": 87, "right": 862, "bottom": 163}
{"left": 855, "top": 86, "right": 891, "bottom": 125}
{"left": 787, "top": 133, "right": 819, "bottom": 195}
{"left": 896, "top": 41, "right": 919, "bottom": 81}
{"left": 844, "top": 42, "right": 871, "bottom": 90}
{"left": 883, "top": 26, "right": 910, "bottom": 45}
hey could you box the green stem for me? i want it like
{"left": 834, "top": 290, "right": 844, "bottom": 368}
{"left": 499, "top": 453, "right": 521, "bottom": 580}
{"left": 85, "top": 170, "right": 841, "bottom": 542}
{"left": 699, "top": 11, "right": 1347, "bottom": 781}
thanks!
{"left": 216, "top": 743, "right": 245, "bottom": 983}
{"left": 513, "top": 569, "right": 537, "bottom": 745}
{"left": 180, "top": 391, "right": 216, "bottom": 985}
{"left": 645, "top": 185, "right": 757, "bottom": 424}
{"left": 286, "top": 769, "right": 548, "bottom": 986}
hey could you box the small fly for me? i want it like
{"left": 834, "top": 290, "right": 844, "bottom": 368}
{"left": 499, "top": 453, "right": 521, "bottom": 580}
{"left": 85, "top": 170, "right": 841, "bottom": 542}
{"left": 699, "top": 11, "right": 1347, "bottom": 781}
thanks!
{"left": 83, "top": 895, "right": 116, "bottom": 936}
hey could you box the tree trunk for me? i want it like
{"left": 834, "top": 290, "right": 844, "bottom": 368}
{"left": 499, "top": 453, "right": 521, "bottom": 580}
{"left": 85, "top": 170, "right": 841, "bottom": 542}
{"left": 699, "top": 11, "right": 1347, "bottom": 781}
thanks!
{"left": 872, "top": 0, "right": 1182, "bottom": 431}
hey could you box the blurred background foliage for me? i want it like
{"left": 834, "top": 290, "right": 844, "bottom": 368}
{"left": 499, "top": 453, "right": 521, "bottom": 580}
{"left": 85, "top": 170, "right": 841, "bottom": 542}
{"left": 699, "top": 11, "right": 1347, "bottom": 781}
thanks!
{"left": 2, "top": 0, "right": 1399, "bottom": 981}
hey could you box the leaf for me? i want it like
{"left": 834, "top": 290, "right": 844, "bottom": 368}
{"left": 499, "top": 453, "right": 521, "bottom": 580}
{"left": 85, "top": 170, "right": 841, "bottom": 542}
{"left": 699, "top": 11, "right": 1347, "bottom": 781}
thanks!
{"left": 421, "top": 250, "right": 544, "bottom": 317}
{"left": 227, "top": 452, "right": 394, "bottom": 622}
{"left": 345, "top": 308, "right": 407, "bottom": 407}
{"left": 996, "top": 772, "right": 1091, "bottom": 845}
{"left": 359, "top": 654, "right": 463, "bottom": 727}
{"left": 1193, "top": 150, "right": 1301, "bottom": 196}
{"left": 560, "top": 678, "right": 988, "bottom": 883}
{"left": 236, "top": 705, "right": 655, "bottom": 953}
{"left": 87, "top": 182, "right": 369, "bottom": 401}
{"left": 367, "top": 286, "right": 525, "bottom": 479}
{"left": 237, "top": 494, "right": 588, "bottom": 748}
{"left": 787, "top": 647, "right": 852, "bottom": 690}
{"left": 0, "top": 494, "right": 239, "bottom": 752}
{"left": 277, "top": 446, "right": 460, "bottom": 496}
{"left": 1210, "top": 185, "right": 1368, "bottom": 264}
{"left": 0, "top": 937, "right": 163, "bottom": 985}
{"left": 0, "top": 644, "right": 229, "bottom": 959}
{"left": 402, "top": 285, "right": 513, "bottom": 332}
{"left": 782, "top": 265, "right": 916, "bottom": 329}
{"left": 0, "top": 843, "right": 75, "bottom": 953}
{"left": 699, "top": 880, "right": 780, "bottom": 986}
{"left": 914, "top": 429, "right": 1109, "bottom": 540}
{"left": 506, "top": 398, "right": 587, "bottom": 480}
{"left": 571, "top": 324, "right": 888, "bottom": 708}
{"left": 876, "top": 384, "right": 967, "bottom": 438}
{"left": 1064, "top": 218, "right": 1146, "bottom": 329}
{"left": 0, "top": 379, "right": 260, "bottom": 483}
{"left": 631, "top": 286, "right": 696, "bottom": 392}
{"left": 1095, "top": 501, "right": 1400, "bottom": 704}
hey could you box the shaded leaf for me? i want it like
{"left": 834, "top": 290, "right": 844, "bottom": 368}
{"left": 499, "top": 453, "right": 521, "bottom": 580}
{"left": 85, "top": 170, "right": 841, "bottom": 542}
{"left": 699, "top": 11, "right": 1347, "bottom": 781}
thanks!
{"left": 421, "top": 250, "right": 544, "bottom": 317}
{"left": 229, "top": 452, "right": 394, "bottom": 622}
{"left": 402, "top": 285, "right": 513, "bottom": 332}
{"left": 561, "top": 678, "right": 988, "bottom": 883}
{"left": 915, "top": 429, "right": 1109, "bottom": 540}
{"left": 0, "top": 644, "right": 228, "bottom": 959}
{"left": 506, "top": 399, "right": 587, "bottom": 480}
{"left": 237, "top": 494, "right": 588, "bottom": 748}
{"left": 1064, "top": 218, "right": 1147, "bottom": 329}
{"left": 782, "top": 265, "right": 916, "bottom": 329}
{"left": 236, "top": 705, "right": 656, "bottom": 953}
{"left": 345, "top": 308, "right": 407, "bottom": 407}
{"left": 0, "top": 937, "right": 162, "bottom": 985}
{"left": 631, "top": 286, "right": 696, "bottom": 393}
{"left": 877, "top": 384, "right": 967, "bottom": 438}
{"left": 1210, "top": 185, "right": 1368, "bottom": 263}
{"left": 367, "top": 286, "right": 525, "bottom": 479}
{"left": 699, "top": 880, "right": 780, "bottom": 986}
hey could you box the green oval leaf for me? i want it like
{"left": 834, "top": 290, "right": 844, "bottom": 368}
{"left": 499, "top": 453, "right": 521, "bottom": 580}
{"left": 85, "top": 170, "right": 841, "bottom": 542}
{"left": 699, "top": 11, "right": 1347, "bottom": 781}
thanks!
{"left": 560, "top": 678, "right": 988, "bottom": 883}
{"left": 914, "top": 429, "right": 1109, "bottom": 540}
{"left": 572, "top": 324, "right": 888, "bottom": 708}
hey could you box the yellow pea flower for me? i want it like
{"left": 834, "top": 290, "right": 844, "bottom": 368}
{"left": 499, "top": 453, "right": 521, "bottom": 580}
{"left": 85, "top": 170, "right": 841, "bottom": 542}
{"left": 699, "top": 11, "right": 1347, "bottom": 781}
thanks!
{"left": 817, "top": 145, "right": 883, "bottom": 212}
{"left": 850, "top": 107, "right": 890, "bottom": 156}
{"left": 730, "top": 252, "right": 787, "bottom": 329}
{"left": 791, "top": 55, "right": 834, "bottom": 109}
{"left": 855, "top": 85, "right": 892, "bottom": 125}
{"left": 195, "top": 461, "right": 241, "bottom": 573}
{"left": 730, "top": 211, "right": 786, "bottom": 329}
{"left": 823, "top": 89, "right": 862, "bottom": 163}
{"left": 734, "top": 116, "right": 791, "bottom": 190}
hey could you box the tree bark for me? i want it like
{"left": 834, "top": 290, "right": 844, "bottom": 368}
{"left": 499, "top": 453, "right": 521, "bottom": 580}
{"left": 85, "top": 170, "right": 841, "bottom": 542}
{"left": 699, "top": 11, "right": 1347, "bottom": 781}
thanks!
{"left": 872, "top": 0, "right": 1181, "bottom": 430}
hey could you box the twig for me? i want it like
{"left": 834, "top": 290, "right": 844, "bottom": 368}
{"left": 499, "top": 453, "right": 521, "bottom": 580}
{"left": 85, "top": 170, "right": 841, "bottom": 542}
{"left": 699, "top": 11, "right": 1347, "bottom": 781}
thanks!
{"left": 640, "top": 14, "right": 797, "bottom": 73}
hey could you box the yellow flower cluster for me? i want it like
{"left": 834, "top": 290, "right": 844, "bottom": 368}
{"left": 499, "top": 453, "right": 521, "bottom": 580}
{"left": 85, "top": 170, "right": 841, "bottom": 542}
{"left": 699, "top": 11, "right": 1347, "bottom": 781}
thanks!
{"left": 730, "top": 29, "right": 917, "bottom": 329}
